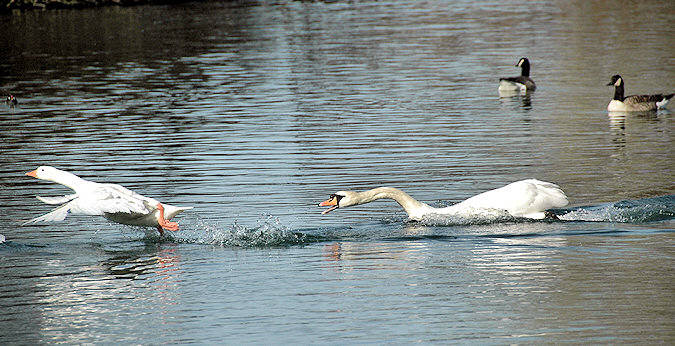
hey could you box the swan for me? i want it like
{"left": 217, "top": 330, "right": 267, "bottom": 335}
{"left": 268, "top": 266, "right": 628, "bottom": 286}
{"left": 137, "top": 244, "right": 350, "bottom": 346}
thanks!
{"left": 319, "top": 179, "right": 568, "bottom": 221}
{"left": 607, "top": 75, "right": 673, "bottom": 111}
{"left": 23, "top": 166, "right": 192, "bottom": 235}
{"left": 498, "top": 57, "right": 536, "bottom": 92}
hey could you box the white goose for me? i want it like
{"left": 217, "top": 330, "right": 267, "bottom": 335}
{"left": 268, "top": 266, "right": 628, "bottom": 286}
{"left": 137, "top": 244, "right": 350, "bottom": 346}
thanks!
{"left": 319, "top": 179, "right": 568, "bottom": 221}
{"left": 23, "top": 166, "right": 192, "bottom": 235}
{"left": 607, "top": 74, "right": 673, "bottom": 112}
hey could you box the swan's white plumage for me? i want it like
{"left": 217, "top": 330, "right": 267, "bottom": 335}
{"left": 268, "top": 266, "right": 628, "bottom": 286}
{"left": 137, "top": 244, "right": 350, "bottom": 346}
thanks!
{"left": 444, "top": 179, "right": 567, "bottom": 219}
{"left": 23, "top": 166, "right": 191, "bottom": 232}
{"left": 320, "top": 179, "right": 568, "bottom": 221}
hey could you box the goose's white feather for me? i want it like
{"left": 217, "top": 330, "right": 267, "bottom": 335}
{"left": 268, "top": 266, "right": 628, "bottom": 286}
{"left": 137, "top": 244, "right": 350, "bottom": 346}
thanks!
{"left": 36, "top": 194, "right": 78, "bottom": 205}
{"left": 498, "top": 80, "right": 527, "bottom": 92}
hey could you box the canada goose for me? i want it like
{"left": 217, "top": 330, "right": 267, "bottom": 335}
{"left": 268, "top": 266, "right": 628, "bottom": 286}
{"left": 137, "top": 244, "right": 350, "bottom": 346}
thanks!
{"left": 607, "top": 75, "right": 673, "bottom": 111}
{"left": 499, "top": 57, "right": 536, "bottom": 92}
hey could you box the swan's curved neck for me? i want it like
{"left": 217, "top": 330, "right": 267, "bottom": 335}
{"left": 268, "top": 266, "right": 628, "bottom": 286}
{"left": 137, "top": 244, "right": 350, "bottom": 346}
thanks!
{"left": 353, "top": 187, "right": 432, "bottom": 218}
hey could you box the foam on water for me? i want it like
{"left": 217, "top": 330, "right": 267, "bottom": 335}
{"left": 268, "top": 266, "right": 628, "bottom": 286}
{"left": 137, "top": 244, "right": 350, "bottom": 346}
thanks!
{"left": 416, "top": 208, "right": 523, "bottom": 226}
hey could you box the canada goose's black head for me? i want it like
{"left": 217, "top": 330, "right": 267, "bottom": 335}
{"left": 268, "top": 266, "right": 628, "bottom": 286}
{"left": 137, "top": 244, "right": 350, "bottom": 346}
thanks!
{"left": 516, "top": 57, "right": 529, "bottom": 68}
{"left": 516, "top": 57, "right": 531, "bottom": 77}
{"left": 607, "top": 75, "right": 623, "bottom": 87}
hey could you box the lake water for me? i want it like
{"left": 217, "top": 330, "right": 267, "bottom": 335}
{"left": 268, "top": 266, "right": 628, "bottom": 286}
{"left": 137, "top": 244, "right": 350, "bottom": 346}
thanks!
{"left": 1, "top": 0, "right": 674, "bottom": 343}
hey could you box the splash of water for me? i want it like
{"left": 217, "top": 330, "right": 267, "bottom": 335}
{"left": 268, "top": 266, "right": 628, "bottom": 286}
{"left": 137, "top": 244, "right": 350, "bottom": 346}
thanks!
{"left": 173, "top": 215, "right": 309, "bottom": 247}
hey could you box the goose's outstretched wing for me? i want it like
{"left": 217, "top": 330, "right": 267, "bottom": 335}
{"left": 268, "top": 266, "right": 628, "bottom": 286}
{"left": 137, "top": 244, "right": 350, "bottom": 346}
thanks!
{"left": 22, "top": 202, "right": 73, "bottom": 225}
{"left": 36, "top": 194, "right": 78, "bottom": 205}
{"left": 23, "top": 184, "right": 157, "bottom": 226}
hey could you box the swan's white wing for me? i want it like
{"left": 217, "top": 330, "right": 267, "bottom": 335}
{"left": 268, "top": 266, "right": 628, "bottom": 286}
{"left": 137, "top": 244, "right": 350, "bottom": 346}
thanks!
{"left": 454, "top": 179, "right": 568, "bottom": 219}
{"left": 36, "top": 194, "right": 78, "bottom": 205}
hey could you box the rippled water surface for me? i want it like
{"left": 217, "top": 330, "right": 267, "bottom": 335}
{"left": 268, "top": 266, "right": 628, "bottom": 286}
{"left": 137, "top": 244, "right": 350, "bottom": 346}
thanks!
{"left": 1, "top": 0, "right": 674, "bottom": 343}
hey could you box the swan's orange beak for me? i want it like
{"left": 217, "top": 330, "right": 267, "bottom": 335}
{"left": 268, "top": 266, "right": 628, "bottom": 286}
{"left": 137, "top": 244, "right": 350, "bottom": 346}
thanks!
{"left": 26, "top": 170, "right": 38, "bottom": 178}
{"left": 319, "top": 196, "right": 339, "bottom": 215}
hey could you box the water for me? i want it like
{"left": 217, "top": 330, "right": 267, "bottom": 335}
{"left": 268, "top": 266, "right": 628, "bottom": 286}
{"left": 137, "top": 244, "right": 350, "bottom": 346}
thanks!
{"left": 1, "top": 0, "right": 674, "bottom": 343}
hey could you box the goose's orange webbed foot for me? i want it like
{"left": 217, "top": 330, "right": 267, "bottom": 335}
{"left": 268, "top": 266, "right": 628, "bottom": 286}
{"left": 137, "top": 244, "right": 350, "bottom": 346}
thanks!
{"left": 156, "top": 203, "right": 180, "bottom": 235}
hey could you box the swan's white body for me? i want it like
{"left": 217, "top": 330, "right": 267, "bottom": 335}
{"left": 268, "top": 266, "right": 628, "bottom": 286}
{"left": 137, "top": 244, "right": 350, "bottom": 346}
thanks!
{"left": 23, "top": 166, "right": 192, "bottom": 235}
{"left": 319, "top": 179, "right": 568, "bottom": 221}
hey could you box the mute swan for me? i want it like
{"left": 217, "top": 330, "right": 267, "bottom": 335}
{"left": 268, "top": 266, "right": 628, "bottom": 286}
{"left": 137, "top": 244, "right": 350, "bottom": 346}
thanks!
{"left": 498, "top": 57, "right": 536, "bottom": 92}
{"left": 23, "top": 166, "right": 192, "bottom": 236}
{"left": 319, "top": 179, "right": 568, "bottom": 221}
{"left": 607, "top": 75, "right": 673, "bottom": 112}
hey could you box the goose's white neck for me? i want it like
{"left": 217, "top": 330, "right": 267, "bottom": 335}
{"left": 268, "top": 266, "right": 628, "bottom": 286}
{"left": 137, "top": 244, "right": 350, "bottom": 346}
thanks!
{"left": 349, "top": 187, "right": 434, "bottom": 219}
{"left": 42, "top": 168, "right": 93, "bottom": 193}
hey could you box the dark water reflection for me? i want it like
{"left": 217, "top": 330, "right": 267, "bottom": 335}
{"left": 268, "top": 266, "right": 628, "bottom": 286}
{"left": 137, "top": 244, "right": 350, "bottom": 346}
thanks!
{"left": 1, "top": 0, "right": 674, "bottom": 344}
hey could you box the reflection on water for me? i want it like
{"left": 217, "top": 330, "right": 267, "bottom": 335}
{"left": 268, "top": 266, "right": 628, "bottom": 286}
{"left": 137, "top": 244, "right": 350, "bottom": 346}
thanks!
{"left": 498, "top": 90, "right": 533, "bottom": 110}
{"left": 0, "top": 0, "right": 674, "bottom": 344}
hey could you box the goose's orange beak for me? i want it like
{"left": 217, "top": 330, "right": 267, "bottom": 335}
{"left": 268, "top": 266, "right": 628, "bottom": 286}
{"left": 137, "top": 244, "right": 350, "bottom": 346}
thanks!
{"left": 26, "top": 170, "right": 38, "bottom": 178}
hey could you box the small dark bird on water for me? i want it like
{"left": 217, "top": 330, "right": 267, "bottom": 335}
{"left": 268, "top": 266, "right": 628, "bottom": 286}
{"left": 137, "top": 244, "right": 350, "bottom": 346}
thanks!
{"left": 6, "top": 94, "right": 17, "bottom": 106}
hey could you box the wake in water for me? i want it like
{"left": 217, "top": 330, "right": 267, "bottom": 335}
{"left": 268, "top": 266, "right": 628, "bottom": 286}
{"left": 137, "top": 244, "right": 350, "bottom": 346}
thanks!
{"left": 415, "top": 208, "right": 527, "bottom": 226}
{"left": 558, "top": 195, "right": 675, "bottom": 223}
